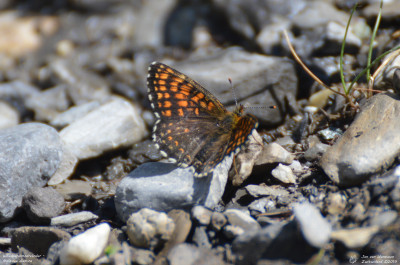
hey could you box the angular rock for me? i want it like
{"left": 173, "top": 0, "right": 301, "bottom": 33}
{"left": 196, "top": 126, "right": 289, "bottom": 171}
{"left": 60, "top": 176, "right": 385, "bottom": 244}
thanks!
{"left": 255, "top": 143, "right": 294, "bottom": 166}
{"left": 22, "top": 187, "right": 65, "bottom": 224}
{"left": 271, "top": 164, "right": 296, "bottom": 184}
{"left": 0, "top": 123, "right": 62, "bottom": 222}
{"left": 224, "top": 209, "right": 261, "bottom": 232}
{"left": 115, "top": 156, "right": 232, "bottom": 222}
{"left": 60, "top": 97, "right": 147, "bottom": 160}
{"left": 321, "top": 93, "right": 400, "bottom": 186}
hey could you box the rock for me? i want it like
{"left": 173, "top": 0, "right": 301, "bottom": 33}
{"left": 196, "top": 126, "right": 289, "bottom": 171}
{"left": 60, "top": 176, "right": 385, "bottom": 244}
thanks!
{"left": 232, "top": 222, "right": 285, "bottom": 265}
{"left": 245, "top": 184, "right": 290, "bottom": 198}
{"left": 223, "top": 225, "right": 245, "bottom": 239}
{"left": 367, "top": 210, "right": 397, "bottom": 228}
{"left": 210, "top": 212, "right": 227, "bottom": 231}
{"left": 60, "top": 97, "right": 147, "bottom": 160}
{"left": 321, "top": 93, "right": 400, "bottom": 186}
{"left": 50, "top": 211, "right": 98, "bottom": 227}
{"left": 0, "top": 101, "right": 19, "bottom": 129}
{"left": 54, "top": 180, "right": 93, "bottom": 200}
{"left": 60, "top": 223, "right": 111, "bottom": 265}
{"left": 167, "top": 243, "right": 225, "bottom": 265}
{"left": 191, "top": 206, "right": 212, "bottom": 226}
{"left": 167, "top": 48, "right": 297, "bottom": 126}
{"left": 192, "top": 226, "right": 212, "bottom": 249}
{"left": 256, "top": 16, "right": 291, "bottom": 54}
{"left": 0, "top": 123, "right": 62, "bottom": 222}
{"left": 256, "top": 143, "right": 294, "bottom": 166}
{"left": 154, "top": 210, "right": 192, "bottom": 265}
{"left": 331, "top": 226, "right": 380, "bottom": 249}
{"left": 293, "top": 202, "right": 331, "bottom": 248}
{"left": 22, "top": 187, "right": 65, "bottom": 224}
{"left": 132, "top": 0, "right": 177, "bottom": 48}
{"left": 304, "top": 141, "right": 329, "bottom": 161}
{"left": 50, "top": 58, "right": 110, "bottom": 105}
{"left": 11, "top": 227, "right": 70, "bottom": 257}
{"left": 115, "top": 159, "right": 231, "bottom": 222}
{"left": 50, "top": 101, "right": 101, "bottom": 128}
{"left": 47, "top": 145, "right": 78, "bottom": 185}
{"left": 25, "top": 85, "right": 69, "bottom": 122}
{"left": 325, "top": 192, "right": 347, "bottom": 215}
{"left": 292, "top": 1, "right": 350, "bottom": 29}
{"left": 126, "top": 208, "right": 175, "bottom": 250}
{"left": 224, "top": 209, "right": 260, "bottom": 232}
{"left": 231, "top": 130, "right": 264, "bottom": 186}
{"left": 271, "top": 164, "right": 296, "bottom": 184}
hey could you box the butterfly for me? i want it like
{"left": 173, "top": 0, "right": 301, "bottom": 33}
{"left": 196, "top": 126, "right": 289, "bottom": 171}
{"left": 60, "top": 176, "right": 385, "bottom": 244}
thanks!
{"left": 147, "top": 62, "right": 258, "bottom": 177}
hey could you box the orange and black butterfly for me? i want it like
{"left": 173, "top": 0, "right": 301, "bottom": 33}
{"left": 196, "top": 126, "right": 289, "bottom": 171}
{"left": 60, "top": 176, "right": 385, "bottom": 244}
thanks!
{"left": 147, "top": 62, "right": 258, "bottom": 177}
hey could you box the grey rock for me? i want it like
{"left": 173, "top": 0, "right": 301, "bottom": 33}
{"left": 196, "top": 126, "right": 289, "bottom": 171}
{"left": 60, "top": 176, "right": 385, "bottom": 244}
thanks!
{"left": 224, "top": 209, "right": 261, "bottom": 232}
{"left": 167, "top": 48, "right": 297, "bottom": 126}
{"left": 115, "top": 163, "right": 203, "bottom": 222}
{"left": 210, "top": 212, "right": 227, "bottom": 231}
{"left": 126, "top": 208, "right": 175, "bottom": 250}
{"left": 248, "top": 198, "right": 275, "bottom": 215}
{"left": 192, "top": 226, "right": 212, "bottom": 249}
{"left": 115, "top": 157, "right": 232, "bottom": 222}
{"left": 292, "top": 1, "right": 350, "bottom": 29}
{"left": 293, "top": 202, "right": 331, "bottom": 248}
{"left": 167, "top": 243, "right": 225, "bottom": 265}
{"left": 60, "top": 97, "right": 147, "bottom": 160}
{"left": 321, "top": 93, "right": 400, "bottom": 186}
{"left": 50, "top": 101, "right": 101, "bottom": 128}
{"left": 0, "top": 123, "right": 63, "bottom": 222}
{"left": 132, "top": 0, "right": 177, "bottom": 48}
{"left": 47, "top": 144, "right": 78, "bottom": 186}
{"left": 367, "top": 210, "right": 397, "bottom": 228}
{"left": 10, "top": 227, "right": 70, "bottom": 257}
{"left": 50, "top": 211, "right": 98, "bottom": 227}
{"left": 22, "top": 187, "right": 65, "bottom": 224}
{"left": 50, "top": 58, "right": 110, "bottom": 105}
{"left": 25, "top": 85, "right": 69, "bottom": 122}
{"left": 318, "top": 127, "right": 343, "bottom": 141}
{"left": 0, "top": 101, "right": 19, "bottom": 129}
{"left": 232, "top": 222, "right": 285, "bottom": 265}
{"left": 304, "top": 142, "right": 329, "bottom": 161}
{"left": 191, "top": 206, "right": 212, "bottom": 226}
{"left": 255, "top": 143, "right": 294, "bottom": 166}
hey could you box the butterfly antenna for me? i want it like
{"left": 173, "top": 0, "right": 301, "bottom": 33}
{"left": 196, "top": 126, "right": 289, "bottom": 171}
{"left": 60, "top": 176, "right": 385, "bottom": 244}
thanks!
{"left": 228, "top": 78, "right": 239, "bottom": 107}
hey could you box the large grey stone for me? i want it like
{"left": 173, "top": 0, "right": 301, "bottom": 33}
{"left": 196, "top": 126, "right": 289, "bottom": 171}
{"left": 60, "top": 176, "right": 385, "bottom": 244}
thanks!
{"left": 0, "top": 123, "right": 62, "bottom": 222}
{"left": 320, "top": 93, "right": 400, "bottom": 186}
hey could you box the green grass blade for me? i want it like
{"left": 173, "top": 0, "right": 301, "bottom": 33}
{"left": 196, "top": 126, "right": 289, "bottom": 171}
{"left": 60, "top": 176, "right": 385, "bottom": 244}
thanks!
{"left": 340, "top": 3, "right": 358, "bottom": 95}
{"left": 366, "top": 0, "right": 383, "bottom": 82}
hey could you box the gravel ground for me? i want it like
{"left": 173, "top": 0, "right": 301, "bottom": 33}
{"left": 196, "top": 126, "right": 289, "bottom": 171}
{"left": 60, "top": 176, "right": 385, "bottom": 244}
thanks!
{"left": 0, "top": 1, "right": 399, "bottom": 265}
